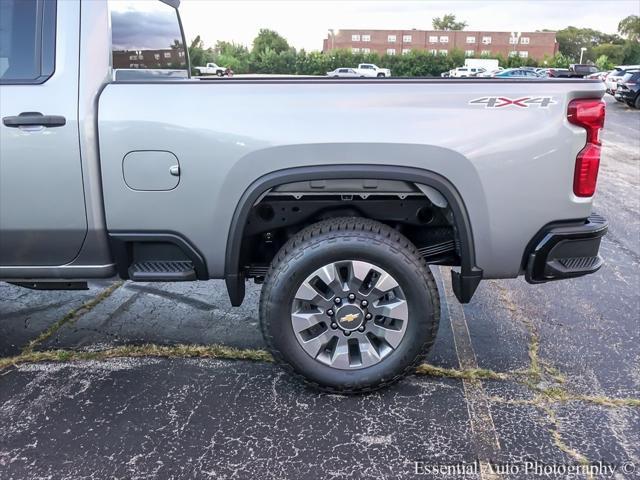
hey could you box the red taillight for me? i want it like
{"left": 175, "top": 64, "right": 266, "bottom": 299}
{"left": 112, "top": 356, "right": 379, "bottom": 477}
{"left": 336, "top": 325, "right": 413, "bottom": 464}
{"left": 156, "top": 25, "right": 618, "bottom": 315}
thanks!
{"left": 574, "top": 144, "right": 601, "bottom": 197}
{"left": 567, "top": 99, "right": 605, "bottom": 197}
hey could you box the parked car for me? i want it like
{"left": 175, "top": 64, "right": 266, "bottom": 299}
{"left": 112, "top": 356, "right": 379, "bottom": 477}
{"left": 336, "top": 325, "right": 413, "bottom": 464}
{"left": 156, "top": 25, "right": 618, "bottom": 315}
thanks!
{"left": 194, "top": 62, "right": 229, "bottom": 77}
{"left": 449, "top": 67, "right": 486, "bottom": 78}
{"left": 569, "top": 64, "right": 598, "bottom": 78}
{"left": 605, "top": 66, "right": 640, "bottom": 96}
{"left": 477, "top": 67, "right": 504, "bottom": 77}
{"left": 356, "top": 63, "right": 391, "bottom": 78}
{"left": 493, "top": 68, "right": 543, "bottom": 78}
{"left": 585, "top": 71, "right": 609, "bottom": 80}
{"left": 0, "top": 0, "right": 608, "bottom": 393}
{"left": 614, "top": 70, "right": 640, "bottom": 108}
{"left": 547, "top": 68, "right": 571, "bottom": 78}
{"left": 326, "top": 68, "right": 360, "bottom": 78}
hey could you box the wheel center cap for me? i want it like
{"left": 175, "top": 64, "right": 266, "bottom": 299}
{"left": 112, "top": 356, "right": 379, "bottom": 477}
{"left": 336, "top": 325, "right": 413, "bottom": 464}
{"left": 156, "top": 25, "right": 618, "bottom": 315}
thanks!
{"left": 335, "top": 304, "right": 364, "bottom": 331}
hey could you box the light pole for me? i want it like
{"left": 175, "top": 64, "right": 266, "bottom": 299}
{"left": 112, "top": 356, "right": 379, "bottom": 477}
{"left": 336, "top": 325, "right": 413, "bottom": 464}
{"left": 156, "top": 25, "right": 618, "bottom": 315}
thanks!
{"left": 579, "top": 47, "right": 587, "bottom": 64}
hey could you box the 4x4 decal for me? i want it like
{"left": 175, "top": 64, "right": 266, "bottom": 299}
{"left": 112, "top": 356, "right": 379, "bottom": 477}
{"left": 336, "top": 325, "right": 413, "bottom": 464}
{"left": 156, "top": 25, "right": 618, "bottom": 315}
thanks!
{"left": 469, "top": 96, "right": 556, "bottom": 108}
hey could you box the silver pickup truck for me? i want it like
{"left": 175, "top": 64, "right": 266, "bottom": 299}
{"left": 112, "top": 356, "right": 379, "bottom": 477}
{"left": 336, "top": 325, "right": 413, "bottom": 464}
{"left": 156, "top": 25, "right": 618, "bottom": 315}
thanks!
{"left": 0, "top": 0, "right": 608, "bottom": 392}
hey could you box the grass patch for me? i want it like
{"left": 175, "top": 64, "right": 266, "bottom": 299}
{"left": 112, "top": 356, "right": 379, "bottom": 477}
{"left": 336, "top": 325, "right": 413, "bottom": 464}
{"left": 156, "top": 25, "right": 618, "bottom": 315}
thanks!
{"left": 416, "top": 364, "right": 509, "bottom": 381}
{"left": 0, "top": 343, "right": 273, "bottom": 370}
{"left": 22, "top": 282, "right": 123, "bottom": 354}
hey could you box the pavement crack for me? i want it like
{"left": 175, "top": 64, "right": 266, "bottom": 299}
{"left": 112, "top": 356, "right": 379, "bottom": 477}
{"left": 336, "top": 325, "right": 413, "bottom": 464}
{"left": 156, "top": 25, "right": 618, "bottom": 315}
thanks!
{"left": 21, "top": 282, "right": 123, "bottom": 355}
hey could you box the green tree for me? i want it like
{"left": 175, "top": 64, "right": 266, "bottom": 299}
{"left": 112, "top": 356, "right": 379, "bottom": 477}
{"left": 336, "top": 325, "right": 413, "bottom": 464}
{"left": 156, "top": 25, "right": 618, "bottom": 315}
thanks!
{"left": 214, "top": 41, "right": 249, "bottom": 57}
{"left": 252, "top": 29, "right": 290, "bottom": 55}
{"left": 591, "top": 43, "right": 625, "bottom": 64}
{"left": 188, "top": 35, "right": 215, "bottom": 73}
{"left": 618, "top": 15, "right": 640, "bottom": 42}
{"left": 554, "top": 26, "right": 623, "bottom": 62}
{"left": 622, "top": 40, "right": 640, "bottom": 63}
{"left": 595, "top": 55, "right": 613, "bottom": 70}
{"left": 432, "top": 14, "right": 467, "bottom": 31}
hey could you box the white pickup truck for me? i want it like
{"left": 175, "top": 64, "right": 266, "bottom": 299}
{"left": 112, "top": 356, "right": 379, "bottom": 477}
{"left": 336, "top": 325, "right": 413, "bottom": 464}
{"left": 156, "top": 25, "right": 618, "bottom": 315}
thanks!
{"left": 194, "top": 62, "right": 228, "bottom": 77}
{"left": 356, "top": 63, "right": 392, "bottom": 78}
{"left": 0, "top": 0, "right": 608, "bottom": 393}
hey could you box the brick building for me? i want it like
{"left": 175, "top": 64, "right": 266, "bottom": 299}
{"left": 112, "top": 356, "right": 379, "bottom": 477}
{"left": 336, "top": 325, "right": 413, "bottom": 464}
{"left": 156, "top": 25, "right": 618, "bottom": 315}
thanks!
{"left": 112, "top": 47, "right": 187, "bottom": 70}
{"left": 323, "top": 29, "right": 558, "bottom": 60}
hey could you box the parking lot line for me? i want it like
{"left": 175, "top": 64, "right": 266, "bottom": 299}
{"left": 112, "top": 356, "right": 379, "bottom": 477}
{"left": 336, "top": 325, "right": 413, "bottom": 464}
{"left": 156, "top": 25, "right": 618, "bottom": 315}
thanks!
{"left": 441, "top": 266, "right": 501, "bottom": 479}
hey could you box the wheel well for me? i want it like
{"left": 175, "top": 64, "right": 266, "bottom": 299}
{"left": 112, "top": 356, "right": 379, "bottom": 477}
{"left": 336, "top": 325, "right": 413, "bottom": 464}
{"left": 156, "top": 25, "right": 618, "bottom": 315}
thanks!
{"left": 225, "top": 166, "right": 481, "bottom": 306}
{"left": 238, "top": 179, "right": 460, "bottom": 281}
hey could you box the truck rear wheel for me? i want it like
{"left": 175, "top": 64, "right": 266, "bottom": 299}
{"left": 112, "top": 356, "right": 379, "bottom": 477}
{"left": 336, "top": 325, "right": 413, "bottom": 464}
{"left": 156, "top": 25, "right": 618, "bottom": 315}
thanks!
{"left": 259, "top": 218, "right": 440, "bottom": 393}
{"left": 377, "top": 73, "right": 385, "bottom": 78}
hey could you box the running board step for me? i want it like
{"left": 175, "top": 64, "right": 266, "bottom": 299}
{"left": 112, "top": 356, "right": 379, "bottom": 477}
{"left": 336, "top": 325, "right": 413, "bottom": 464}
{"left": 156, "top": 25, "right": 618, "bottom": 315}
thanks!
{"left": 546, "top": 255, "right": 603, "bottom": 277}
{"left": 128, "top": 261, "right": 196, "bottom": 281}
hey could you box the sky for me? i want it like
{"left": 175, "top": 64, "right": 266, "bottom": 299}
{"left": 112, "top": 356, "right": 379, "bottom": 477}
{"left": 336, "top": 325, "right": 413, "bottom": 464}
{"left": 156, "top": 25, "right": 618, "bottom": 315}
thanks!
{"left": 178, "top": 0, "right": 640, "bottom": 51}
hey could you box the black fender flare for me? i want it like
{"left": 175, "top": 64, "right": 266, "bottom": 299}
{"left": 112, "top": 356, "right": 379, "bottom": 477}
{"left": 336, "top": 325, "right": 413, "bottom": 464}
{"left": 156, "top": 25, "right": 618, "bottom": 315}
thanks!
{"left": 225, "top": 165, "right": 482, "bottom": 305}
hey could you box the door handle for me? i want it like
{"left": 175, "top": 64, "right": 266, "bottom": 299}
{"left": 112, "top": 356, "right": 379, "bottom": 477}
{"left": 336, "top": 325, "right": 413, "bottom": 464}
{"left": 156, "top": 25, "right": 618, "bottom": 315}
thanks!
{"left": 2, "top": 112, "right": 66, "bottom": 128}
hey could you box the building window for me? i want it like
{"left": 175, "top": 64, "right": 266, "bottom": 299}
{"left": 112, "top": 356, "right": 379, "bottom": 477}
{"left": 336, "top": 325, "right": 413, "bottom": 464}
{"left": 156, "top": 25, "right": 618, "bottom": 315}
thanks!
{"left": 439, "top": 36, "right": 449, "bottom": 43}
{"left": 520, "top": 37, "right": 530, "bottom": 44}
{"left": 439, "top": 49, "right": 448, "bottom": 56}
{"left": 352, "top": 47, "right": 360, "bottom": 53}
{"left": 403, "top": 34, "right": 412, "bottom": 42}
{"left": 362, "top": 34, "right": 371, "bottom": 42}
{"left": 429, "top": 49, "right": 437, "bottom": 55}
{"left": 481, "top": 50, "right": 491, "bottom": 56}
{"left": 178, "top": 51, "right": 185, "bottom": 57}
{"left": 154, "top": 53, "right": 160, "bottom": 60}
{"left": 509, "top": 37, "right": 518, "bottom": 45}
{"left": 163, "top": 52, "right": 171, "bottom": 58}
{"left": 386, "top": 48, "right": 396, "bottom": 55}
{"left": 388, "top": 35, "right": 396, "bottom": 43}
{"left": 402, "top": 48, "right": 411, "bottom": 54}
{"left": 129, "top": 55, "right": 138, "bottom": 60}
{"left": 509, "top": 51, "right": 518, "bottom": 57}
{"left": 465, "top": 50, "right": 474, "bottom": 57}
{"left": 429, "top": 35, "right": 438, "bottom": 43}
{"left": 482, "top": 36, "right": 492, "bottom": 44}
{"left": 362, "top": 48, "right": 370, "bottom": 53}
{"left": 519, "top": 51, "right": 529, "bottom": 58}
{"left": 351, "top": 34, "right": 360, "bottom": 41}
{"left": 466, "top": 36, "right": 476, "bottom": 44}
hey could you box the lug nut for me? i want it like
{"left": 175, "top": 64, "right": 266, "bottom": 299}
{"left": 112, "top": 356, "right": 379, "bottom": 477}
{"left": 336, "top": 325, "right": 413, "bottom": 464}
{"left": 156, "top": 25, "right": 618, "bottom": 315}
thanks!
{"left": 348, "top": 293, "right": 356, "bottom": 301}
{"left": 327, "top": 309, "right": 334, "bottom": 316}
{"left": 358, "top": 326, "right": 365, "bottom": 332}
{"left": 334, "top": 297, "right": 342, "bottom": 305}
{"left": 361, "top": 300, "right": 368, "bottom": 307}
{"left": 331, "top": 322, "right": 338, "bottom": 329}
{"left": 344, "top": 331, "right": 351, "bottom": 336}
{"left": 365, "top": 313, "right": 372, "bottom": 320}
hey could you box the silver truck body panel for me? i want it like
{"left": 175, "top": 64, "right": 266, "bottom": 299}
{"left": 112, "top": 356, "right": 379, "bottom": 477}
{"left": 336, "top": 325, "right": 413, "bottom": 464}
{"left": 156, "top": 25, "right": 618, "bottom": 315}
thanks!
{"left": 98, "top": 80, "right": 603, "bottom": 278}
{"left": 0, "top": 0, "right": 87, "bottom": 266}
{"left": 0, "top": 0, "right": 605, "bottom": 289}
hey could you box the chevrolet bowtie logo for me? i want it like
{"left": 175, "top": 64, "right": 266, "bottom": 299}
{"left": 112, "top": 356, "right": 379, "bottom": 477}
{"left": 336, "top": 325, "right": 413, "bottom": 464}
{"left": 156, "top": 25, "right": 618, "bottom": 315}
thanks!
{"left": 340, "top": 313, "right": 360, "bottom": 323}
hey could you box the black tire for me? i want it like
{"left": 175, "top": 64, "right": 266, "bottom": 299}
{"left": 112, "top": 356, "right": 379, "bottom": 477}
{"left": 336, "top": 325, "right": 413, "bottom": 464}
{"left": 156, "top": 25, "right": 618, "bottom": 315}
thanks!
{"left": 635, "top": 95, "right": 640, "bottom": 109}
{"left": 259, "top": 217, "right": 440, "bottom": 393}
{"left": 217, "top": 71, "right": 224, "bottom": 77}
{"left": 376, "top": 73, "right": 385, "bottom": 78}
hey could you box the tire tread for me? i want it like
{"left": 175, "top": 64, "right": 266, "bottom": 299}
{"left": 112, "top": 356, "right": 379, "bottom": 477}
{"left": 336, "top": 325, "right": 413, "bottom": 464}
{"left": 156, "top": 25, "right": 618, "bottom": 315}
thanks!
{"left": 259, "top": 217, "right": 440, "bottom": 394}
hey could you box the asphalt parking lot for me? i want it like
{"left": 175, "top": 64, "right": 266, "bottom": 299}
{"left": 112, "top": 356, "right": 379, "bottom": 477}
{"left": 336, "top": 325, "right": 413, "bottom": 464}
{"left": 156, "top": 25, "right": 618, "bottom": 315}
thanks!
{"left": 1, "top": 95, "right": 639, "bottom": 480}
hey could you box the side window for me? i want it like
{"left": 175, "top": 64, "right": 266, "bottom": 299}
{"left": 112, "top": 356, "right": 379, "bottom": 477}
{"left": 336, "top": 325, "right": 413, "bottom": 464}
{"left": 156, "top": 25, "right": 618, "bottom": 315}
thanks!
{"left": 110, "top": 0, "right": 187, "bottom": 72}
{"left": 0, "top": 0, "right": 56, "bottom": 84}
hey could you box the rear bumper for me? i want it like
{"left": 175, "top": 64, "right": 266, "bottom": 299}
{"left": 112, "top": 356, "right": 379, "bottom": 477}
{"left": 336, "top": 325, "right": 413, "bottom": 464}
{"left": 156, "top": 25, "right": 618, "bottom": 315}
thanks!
{"left": 525, "top": 215, "right": 608, "bottom": 284}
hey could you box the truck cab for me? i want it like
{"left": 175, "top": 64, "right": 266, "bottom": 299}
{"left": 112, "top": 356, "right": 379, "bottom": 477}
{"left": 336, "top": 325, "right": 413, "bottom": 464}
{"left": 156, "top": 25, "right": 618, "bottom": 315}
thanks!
{"left": 194, "top": 63, "right": 228, "bottom": 76}
{"left": 356, "top": 64, "right": 391, "bottom": 78}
